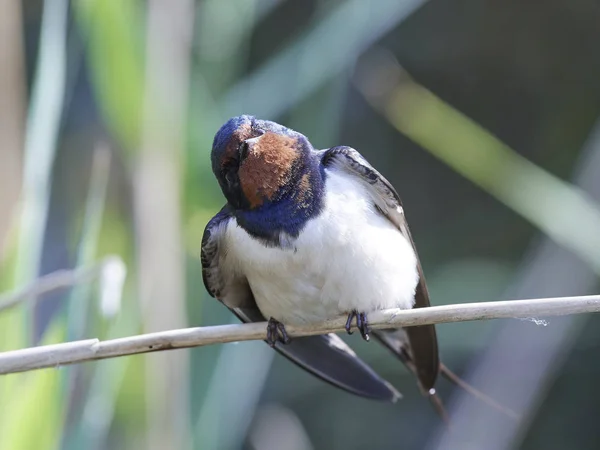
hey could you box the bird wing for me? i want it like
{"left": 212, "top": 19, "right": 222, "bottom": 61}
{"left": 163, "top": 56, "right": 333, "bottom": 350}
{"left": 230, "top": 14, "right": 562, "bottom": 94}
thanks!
{"left": 201, "top": 205, "right": 401, "bottom": 401}
{"left": 320, "top": 146, "right": 440, "bottom": 391}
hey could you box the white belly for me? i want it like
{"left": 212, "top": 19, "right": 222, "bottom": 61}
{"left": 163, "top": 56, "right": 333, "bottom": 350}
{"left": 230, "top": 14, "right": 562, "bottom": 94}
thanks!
{"left": 224, "top": 170, "right": 419, "bottom": 324}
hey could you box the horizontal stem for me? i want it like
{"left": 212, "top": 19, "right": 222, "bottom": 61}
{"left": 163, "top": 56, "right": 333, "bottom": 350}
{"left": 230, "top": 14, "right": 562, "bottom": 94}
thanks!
{"left": 0, "top": 256, "right": 119, "bottom": 313}
{"left": 1, "top": 294, "right": 599, "bottom": 375}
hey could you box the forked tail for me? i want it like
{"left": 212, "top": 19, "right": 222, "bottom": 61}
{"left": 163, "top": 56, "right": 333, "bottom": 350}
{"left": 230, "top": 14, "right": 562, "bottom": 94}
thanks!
{"left": 372, "top": 329, "right": 518, "bottom": 421}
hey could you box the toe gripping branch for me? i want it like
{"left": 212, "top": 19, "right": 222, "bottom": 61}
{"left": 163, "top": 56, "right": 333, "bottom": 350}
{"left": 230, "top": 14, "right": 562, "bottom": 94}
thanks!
{"left": 345, "top": 310, "right": 371, "bottom": 341}
{"left": 266, "top": 317, "right": 291, "bottom": 347}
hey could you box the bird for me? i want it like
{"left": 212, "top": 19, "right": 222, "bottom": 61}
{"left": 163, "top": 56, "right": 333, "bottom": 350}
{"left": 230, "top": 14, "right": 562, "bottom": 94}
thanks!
{"left": 201, "top": 115, "right": 511, "bottom": 415}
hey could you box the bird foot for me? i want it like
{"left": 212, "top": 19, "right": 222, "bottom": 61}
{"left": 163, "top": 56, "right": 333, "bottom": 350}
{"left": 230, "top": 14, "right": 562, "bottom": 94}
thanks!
{"left": 345, "top": 310, "right": 370, "bottom": 341}
{"left": 266, "top": 317, "right": 291, "bottom": 347}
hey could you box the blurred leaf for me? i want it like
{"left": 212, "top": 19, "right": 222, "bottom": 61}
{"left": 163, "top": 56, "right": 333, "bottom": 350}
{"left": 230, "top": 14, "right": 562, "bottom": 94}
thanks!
{"left": 221, "top": 0, "right": 428, "bottom": 119}
{"left": 0, "top": 237, "right": 25, "bottom": 397}
{"left": 74, "top": 0, "right": 145, "bottom": 151}
{"left": 16, "top": 0, "right": 68, "bottom": 343}
{"left": 358, "top": 69, "right": 600, "bottom": 273}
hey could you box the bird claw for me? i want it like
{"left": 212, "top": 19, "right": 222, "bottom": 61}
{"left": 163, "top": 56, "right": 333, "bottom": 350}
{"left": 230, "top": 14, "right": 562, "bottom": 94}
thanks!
{"left": 266, "top": 317, "right": 291, "bottom": 347}
{"left": 345, "top": 310, "right": 370, "bottom": 341}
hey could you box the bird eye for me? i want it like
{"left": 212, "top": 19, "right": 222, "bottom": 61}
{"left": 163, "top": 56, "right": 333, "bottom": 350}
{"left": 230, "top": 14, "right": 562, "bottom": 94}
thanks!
{"left": 238, "top": 141, "right": 249, "bottom": 161}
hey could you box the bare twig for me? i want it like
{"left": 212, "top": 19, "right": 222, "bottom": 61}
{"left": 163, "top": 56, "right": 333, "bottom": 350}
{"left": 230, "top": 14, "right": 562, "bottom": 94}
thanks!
{"left": 0, "top": 295, "right": 599, "bottom": 375}
{"left": 0, "top": 256, "right": 122, "bottom": 313}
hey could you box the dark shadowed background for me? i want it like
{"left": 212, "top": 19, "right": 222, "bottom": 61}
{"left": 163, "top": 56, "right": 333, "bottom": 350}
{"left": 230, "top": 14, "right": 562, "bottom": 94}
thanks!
{"left": 1, "top": 1, "right": 600, "bottom": 449}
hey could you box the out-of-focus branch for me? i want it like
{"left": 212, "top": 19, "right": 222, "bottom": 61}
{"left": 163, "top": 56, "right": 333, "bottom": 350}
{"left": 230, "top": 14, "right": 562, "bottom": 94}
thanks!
{"left": 0, "top": 295, "right": 599, "bottom": 375}
{"left": 0, "top": 256, "right": 122, "bottom": 313}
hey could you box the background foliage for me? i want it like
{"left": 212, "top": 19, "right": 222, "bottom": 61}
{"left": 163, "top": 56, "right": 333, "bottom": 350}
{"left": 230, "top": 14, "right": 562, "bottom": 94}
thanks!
{"left": 1, "top": 1, "right": 600, "bottom": 449}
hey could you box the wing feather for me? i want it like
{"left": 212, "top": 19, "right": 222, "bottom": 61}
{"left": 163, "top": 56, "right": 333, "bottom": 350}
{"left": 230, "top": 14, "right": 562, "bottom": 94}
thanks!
{"left": 321, "top": 146, "right": 440, "bottom": 390}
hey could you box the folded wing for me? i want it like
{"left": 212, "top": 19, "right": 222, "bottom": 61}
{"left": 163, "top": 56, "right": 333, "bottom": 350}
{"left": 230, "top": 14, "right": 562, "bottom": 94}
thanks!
{"left": 320, "top": 146, "right": 440, "bottom": 391}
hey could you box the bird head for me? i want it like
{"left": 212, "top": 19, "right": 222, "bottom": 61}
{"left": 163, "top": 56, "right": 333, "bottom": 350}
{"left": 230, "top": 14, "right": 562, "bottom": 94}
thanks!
{"left": 211, "top": 115, "right": 315, "bottom": 211}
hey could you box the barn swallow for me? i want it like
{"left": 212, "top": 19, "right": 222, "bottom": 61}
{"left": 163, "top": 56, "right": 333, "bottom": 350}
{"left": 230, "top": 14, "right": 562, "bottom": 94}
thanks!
{"left": 201, "top": 115, "right": 508, "bottom": 414}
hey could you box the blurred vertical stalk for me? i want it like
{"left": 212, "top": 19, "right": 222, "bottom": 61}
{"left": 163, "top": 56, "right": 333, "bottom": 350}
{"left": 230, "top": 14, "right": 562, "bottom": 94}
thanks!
{"left": 66, "top": 145, "right": 111, "bottom": 342}
{"left": 61, "top": 145, "right": 111, "bottom": 450}
{"left": 195, "top": 341, "right": 274, "bottom": 449}
{"left": 135, "top": 1, "right": 194, "bottom": 450}
{"left": 15, "top": 0, "right": 68, "bottom": 341}
{"left": 0, "top": 1, "right": 24, "bottom": 260}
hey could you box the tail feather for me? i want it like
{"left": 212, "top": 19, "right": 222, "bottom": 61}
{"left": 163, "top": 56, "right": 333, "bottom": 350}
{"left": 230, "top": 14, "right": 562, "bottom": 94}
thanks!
{"left": 372, "top": 329, "right": 518, "bottom": 420}
{"left": 428, "top": 390, "right": 450, "bottom": 424}
{"left": 440, "top": 363, "right": 519, "bottom": 420}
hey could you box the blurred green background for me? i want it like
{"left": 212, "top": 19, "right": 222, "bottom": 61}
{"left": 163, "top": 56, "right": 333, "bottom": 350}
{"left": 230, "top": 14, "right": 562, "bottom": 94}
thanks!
{"left": 1, "top": 1, "right": 600, "bottom": 449}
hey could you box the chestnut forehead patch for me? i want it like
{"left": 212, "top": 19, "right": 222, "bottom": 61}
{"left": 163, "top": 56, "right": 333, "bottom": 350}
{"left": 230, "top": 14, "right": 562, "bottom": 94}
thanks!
{"left": 238, "top": 132, "right": 299, "bottom": 208}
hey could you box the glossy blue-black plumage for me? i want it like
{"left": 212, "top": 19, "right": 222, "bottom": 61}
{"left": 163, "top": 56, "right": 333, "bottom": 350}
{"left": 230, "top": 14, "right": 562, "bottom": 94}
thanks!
{"left": 211, "top": 115, "right": 251, "bottom": 174}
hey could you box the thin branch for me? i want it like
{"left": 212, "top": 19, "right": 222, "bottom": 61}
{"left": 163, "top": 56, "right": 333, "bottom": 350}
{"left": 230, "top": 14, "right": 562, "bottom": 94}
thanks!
{"left": 1, "top": 295, "right": 599, "bottom": 375}
{"left": 0, "top": 256, "right": 121, "bottom": 313}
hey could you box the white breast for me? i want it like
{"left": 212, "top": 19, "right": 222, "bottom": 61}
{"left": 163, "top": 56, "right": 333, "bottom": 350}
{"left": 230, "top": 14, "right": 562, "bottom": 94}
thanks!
{"left": 223, "top": 169, "right": 419, "bottom": 324}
